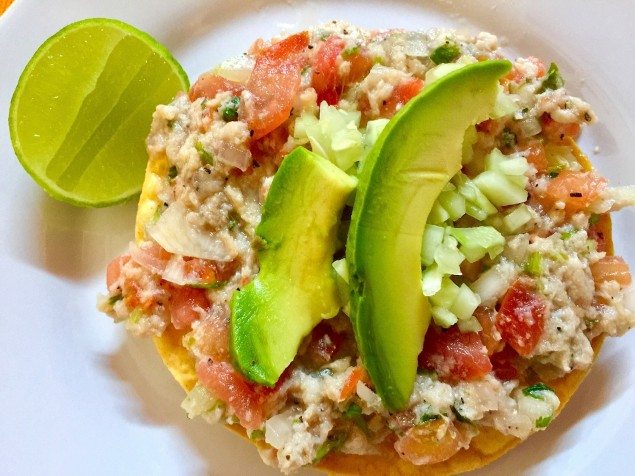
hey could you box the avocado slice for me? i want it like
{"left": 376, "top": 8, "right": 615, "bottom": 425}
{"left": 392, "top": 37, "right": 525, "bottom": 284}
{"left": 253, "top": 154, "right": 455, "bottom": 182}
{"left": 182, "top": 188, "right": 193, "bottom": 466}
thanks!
{"left": 230, "top": 146, "right": 357, "bottom": 385}
{"left": 347, "top": 60, "right": 511, "bottom": 411}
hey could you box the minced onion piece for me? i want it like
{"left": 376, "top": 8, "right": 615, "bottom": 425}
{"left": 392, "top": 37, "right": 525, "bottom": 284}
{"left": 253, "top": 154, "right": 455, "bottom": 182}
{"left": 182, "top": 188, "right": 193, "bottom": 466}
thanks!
{"left": 471, "top": 261, "right": 518, "bottom": 307}
{"left": 148, "top": 201, "right": 235, "bottom": 261}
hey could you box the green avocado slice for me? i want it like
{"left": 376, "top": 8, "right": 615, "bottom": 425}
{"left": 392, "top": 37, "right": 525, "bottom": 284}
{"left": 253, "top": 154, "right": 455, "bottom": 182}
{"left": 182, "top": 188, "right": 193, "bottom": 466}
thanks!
{"left": 230, "top": 146, "right": 357, "bottom": 386}
{"left": 347, "top": 60, "right": 512, "bottom": 411}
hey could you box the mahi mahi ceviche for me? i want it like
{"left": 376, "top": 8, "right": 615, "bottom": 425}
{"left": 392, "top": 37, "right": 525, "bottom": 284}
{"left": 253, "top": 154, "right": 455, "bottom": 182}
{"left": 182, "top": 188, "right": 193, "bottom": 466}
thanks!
{"left": 99, "top": 21, "right": 635, "bottom": 473}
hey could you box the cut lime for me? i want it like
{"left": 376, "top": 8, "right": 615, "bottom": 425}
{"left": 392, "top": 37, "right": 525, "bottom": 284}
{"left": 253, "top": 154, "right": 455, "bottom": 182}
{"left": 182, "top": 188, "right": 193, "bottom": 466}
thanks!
{"left": 9, "top": 18, "right": 189, "bottom": 207}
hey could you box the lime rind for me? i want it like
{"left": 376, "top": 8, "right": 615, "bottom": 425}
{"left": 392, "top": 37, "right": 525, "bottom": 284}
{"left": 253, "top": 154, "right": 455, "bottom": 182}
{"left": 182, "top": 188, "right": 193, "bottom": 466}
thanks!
{"left": 9, "top": 17, "right": 189, "bottom": 207}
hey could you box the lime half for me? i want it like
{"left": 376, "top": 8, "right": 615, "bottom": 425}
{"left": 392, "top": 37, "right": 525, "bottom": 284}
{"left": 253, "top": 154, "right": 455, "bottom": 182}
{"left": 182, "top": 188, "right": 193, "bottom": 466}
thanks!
{"left": 9, "top": 18, "right": 189, "bottom": 207}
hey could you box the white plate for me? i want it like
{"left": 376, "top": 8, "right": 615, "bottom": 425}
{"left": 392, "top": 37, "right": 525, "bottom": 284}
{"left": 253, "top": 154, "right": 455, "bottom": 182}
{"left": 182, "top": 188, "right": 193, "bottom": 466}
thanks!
{"left": 1, "top": 1, "right": 634, "bottom": 474}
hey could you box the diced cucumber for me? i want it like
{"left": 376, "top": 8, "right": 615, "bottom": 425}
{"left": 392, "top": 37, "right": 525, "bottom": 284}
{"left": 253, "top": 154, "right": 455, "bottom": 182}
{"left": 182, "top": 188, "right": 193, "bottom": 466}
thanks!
{"left": 473, "top": 170, "right": 528, "bottom": 207}
{"left": 437, "top": 189, "right": 466, "bottom": 222}
{"left": 431, "top": 306, "right": 459, "bottom": 328}
{"left": 428, "top": 202, "right": 450, "bottom": 225}
{"left": 503, "top": 204, "right": 532, "bottom": 233}
{"left": 421, "top": 224, "right": 445, "bottom": 266}
{"left": 430, "top": 277, "right": 460, "bottom": 308}
{"left": 433, "top": 236, "right": 465, "bottom": 275}
{"left": 457, "top": 316, "right": 483, "bottom": 332}
{"left": 450, "top": 284, "right": 481, "bottom": 321}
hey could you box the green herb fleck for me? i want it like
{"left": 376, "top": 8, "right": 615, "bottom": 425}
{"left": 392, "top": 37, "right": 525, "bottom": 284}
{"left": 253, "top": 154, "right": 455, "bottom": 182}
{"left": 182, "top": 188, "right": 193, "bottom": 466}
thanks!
{"left": 538, "top": 62, "right": 565, "bottom": 93}
{"left": 108, "top": 294, "right": 123, "bottom": 306}
{"left": 430, "top": 40, "right": 461, "bottom": 65}
{"left": 524, "top": 251, "right": 542, "bottom": 277}
{"left": 589, "top": 213, "right": 600, "bottom": 226}
{"left": 560, "top": 227, "right": 576, "bottom": 240}
{"left": 313, "top": 432, "right": 347, "bottom": 463}
{"left": 451, "top": 406, "right": 471, "bottom": 423}
{"left": 129, "top": 308, "right": 143, "bottom": 324}
{"left": 501, "top": 128, "right": 517, "bottom": 149}
{"left": 195, "top": 141, "right": 214, "bottom": 165}
{"left": 167, "top": 119, "right": 175, "bottom": 129}
{"left": 535, "top": 415, "right": 553, "bottom": 428}
{"left": 342, "top": 45, "right": 360, "bottom": 59}
{"left": 372, "top": 56, "right": 384, "bottom": 65}
{"left": 343, "top": 403, "right": 370, "bottom": 435}
{"left": 523, "top": 382, "right": 555, "bottom": 400}
{"left": 168, "top": 165, "right": 178, "bottom": 179}
{"left": 221, "top": 96, "right": 240, "bottom": 122}
{"left": 207, "top": 280, "right": 229, "bottom": 290}
{"left": 301, "top": 65, "right": 310, "bottom": 75}
{"left": 548, "top": 171, "right": 560, "bottom": 178}
{"left": 419, "top": 413, "right": 441, "bottom": 424}
{"left": 249, "top": 429, "right": 265, "bottom": 440}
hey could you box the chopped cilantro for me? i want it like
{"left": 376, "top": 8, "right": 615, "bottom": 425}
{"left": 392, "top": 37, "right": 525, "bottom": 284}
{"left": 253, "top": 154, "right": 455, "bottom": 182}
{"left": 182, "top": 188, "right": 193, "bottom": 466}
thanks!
{"left": 560, "top": 228, "right": 576, "bottom": 240}
{"left": 342, "top": 45, "right": 360, "bottom": 59}
{"left": 430, "top": 40, "right": 461, "bottom": 65}
{"left": 221, "top": 96, "right": 240, "bottom": 122}
{"left": 589, "top": 213, "right": 600, "bottom": 226}
{"left": 249, "top": 429, "right": 265, "bottom": 440}
{"left": 538, "top": 62, "right": 565, "bottom": 93}
{"left": 535, "top": 415, "right": 553, "bottom": 428}
{"left": 419, "top": 413, "right": 441, "bottom": 424}
{"left": 166, "top": 119, "right": 175, "bottom": 129}
{"left": 313, "top": 432, "right": 347, "bottom": 463}
{"left": 343, "top": 403, "right": 370, "bottom": 434}
{"left": 195, "top": 140, "right": 214, "bottom": 165}
{"left": 524, "top": 251, "right": 542, "bottom": 277}
{"left": 522, "top": 382, "right": 555, "bottom": 400}
{"left": 168, "top": 165, "right": 178, "bottom": 179}
{"left": 207, "top": 280, "right": 229, "bottom": 290}
{"left": 451, "top": 405, "right": 471, "bottom": 423}
{"left": 129, "top": 308, "right": 143, "bottom": 324}
{"left": 108, "top": 294, "right": 123, "bottom": 306}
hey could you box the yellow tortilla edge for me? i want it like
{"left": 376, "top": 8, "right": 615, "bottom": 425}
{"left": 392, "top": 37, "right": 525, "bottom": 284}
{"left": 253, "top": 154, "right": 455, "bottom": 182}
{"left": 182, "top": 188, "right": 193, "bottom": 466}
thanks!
{"left": 143, "top": 138, "right": 612, "bottom": 475}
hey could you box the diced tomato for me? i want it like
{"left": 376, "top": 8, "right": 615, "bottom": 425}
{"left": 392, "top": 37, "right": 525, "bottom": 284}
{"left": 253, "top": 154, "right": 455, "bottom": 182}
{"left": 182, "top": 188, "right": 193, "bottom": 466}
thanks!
{"left": 418, "top": 326, "right": 492, "bottom": 382}
{"left": 591, "top": 256, "right": 632, "bottom": 287}
{"left": 170, "top": 285, "right": 210, "bottom": 329}
{"left": 312, "top": 35, "right": 346, "bottom": 105}
{"left": 588, "top": 213, "right": 610, "bottom": 253}
{"left": 495, "top": 280, "right": 545, "bottom": 356}
{"left": 394, "top": 420, "right": 468, "bottom": 465}
{"left": 307, "top": 321, "right": 344, "bottom": 364}
{"left": 261, "top": 31, "right": 309, "bottom": 61}
{"left": 244, "top": 32, "right": 309, "bottom": 140}
{"left": 345, "top": 51, "right": 373, "bottom": 85}
{"left": 538, "top": 169, "right": 607, "bottom": 215}
{"left": 106, "top": 255, "right": 130, "bottom": 289}
{"left": 489, "top": 345, "right": 519, "bottom": 380}
{"left": 505, "top": 56, "right": 546, "bottom": 83}
{"left": 129, "top": 241, "right": 172, "bottom": 274}
{"left": 339, "top": 366, "right": 369, "bottom": 402}
{"left": 189, "top": 74, "right": 244, "bottom": 101}
{"left": 380, "top": 77, "right": 424, "bottom": 117}
{"left": 196, "top": 360, "right": 275, "bottom": 430}
{"left": 523, "top": 139, "right": 548, "bottom": 173}
{"left": 540, "top": 113, "right": 581, "bottom": 143}
{"left": 181, "top": 257, "right": 239, "bottom": 286}
{"left": 193, "top": 314, "right": 230, "bottom": 362}
{"left": 474, "top": 306, "right": 504, "bottom": 355}
{"left": 250, "top": 124, "right": 289, "bottom": 166}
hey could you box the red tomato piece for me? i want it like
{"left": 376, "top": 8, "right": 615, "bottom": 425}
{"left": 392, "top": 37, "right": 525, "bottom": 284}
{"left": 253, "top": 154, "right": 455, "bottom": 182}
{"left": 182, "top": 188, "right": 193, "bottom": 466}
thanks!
{"left": 539, "top": 169, "right": 607, "bottom": 215}
{"left": 524, "top": 139, "right": 548, "bottom": 173}
{"left": 540, "top": 113, "right": 582, "bottom": 142}
{"left": 106, "top": 254, "right": 130, "bottom": 289}
{"left": 312, "top": 35, "right": 346, "bottom": 105}
{"left": 474, "top": 306, "right": 504, "bottom": 355}
{"left": 495, "top": 280, "right": 546, "bottom": 356}
{"left": 245, "top": 32, "right": 309, "bottom": 139}
{"left": 194, "top": 314, "right": 230, "bottom": 362}
{"left": 489, "top": 345, "right": 519, "bottom": 381}
{"left": 345, "top": 51, "right": 373, "bottom": 85}
{"left": 380, "top": 77, "right": 424, "bottom": 117}
{"left": 196, "top": 360, "right": 273, "bottom": 430}
{"left": 189, "top": 74, "right": 244, "bottom": 101}
{"left": 170, "top": 285, "right": 210, "bottom": 329}
{"left": 591, "top": 256, "right": 632, "bottom": 287}
{"left": 418, "top": 326, "right": 492, "bottom": 382}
